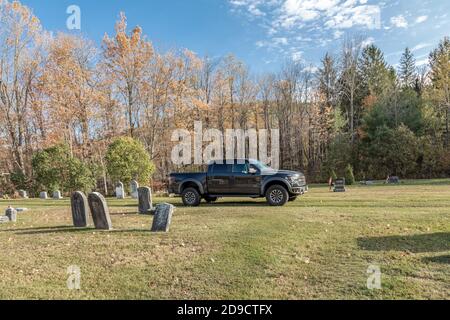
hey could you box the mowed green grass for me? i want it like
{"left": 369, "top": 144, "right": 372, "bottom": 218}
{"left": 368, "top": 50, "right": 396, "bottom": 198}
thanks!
{"left": 0, "top": 181, "right": 449, "bottom": 300}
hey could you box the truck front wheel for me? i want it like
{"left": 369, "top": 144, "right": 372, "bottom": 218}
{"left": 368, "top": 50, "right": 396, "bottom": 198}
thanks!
{"left": 182, "top": 188, "right": 201, "bottom": 207}
{"left": 266, "top": 185, "right": 289, "bottom": 206}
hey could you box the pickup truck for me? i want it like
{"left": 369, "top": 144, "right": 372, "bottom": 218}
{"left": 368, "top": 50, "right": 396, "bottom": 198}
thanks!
{"left": 168, "top": 159, "right": 308, "bottom": 206}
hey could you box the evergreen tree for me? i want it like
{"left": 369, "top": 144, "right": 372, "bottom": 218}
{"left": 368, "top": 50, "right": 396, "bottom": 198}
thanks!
{"left": 399, "top": 48, "right": 416, "bottom": 88}
{"left": 358, "top": 45, "right": 393, "bottom": 97}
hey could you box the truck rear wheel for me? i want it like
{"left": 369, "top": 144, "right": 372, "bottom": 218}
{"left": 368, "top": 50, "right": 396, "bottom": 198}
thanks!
{"left": 266, "top": 185, "right": 289, "bottom": 206}
{"left": 182, "top": 188, "right": 201, "bottom": 207}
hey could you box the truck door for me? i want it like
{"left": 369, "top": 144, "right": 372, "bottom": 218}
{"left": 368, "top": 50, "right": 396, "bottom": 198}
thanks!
{"left": 207, "top": 163, "right": 233, "bottom": 194}
{"left": 231, "top": 162, "right": 261, "bottom": 195}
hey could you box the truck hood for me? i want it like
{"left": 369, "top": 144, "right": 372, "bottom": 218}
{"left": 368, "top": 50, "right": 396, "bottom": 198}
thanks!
{"left": 261, "top": 169, "right": 304, "bottom": 177}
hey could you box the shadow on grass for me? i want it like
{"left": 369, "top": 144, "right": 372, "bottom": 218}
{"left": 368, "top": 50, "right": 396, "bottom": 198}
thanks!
{"left": 0, "top": 225, "right": 73, "bottom": 233}
{"left": 16, "top": 227, "right": 154, "bottom": 235}
{"left": 109, "top": 211, "right": 139, "bottom": 216}
{"left": 357, "top": 233, "right": 450, "bottom": 253}
{"left": 422, "top": 255, "right": 450, "bottom": 264}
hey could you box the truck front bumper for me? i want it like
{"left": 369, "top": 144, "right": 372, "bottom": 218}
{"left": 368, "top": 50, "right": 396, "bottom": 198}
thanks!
{"left": 291, "top": 185, "right": 308, "bottom": 195}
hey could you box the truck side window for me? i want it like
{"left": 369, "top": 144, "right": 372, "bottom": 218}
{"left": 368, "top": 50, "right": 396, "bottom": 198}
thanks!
{"left": 232, "top": 164, "right": 248, "bottom": 173}
{"left": 212, "top": 164, "right": 232, "bottom": 174}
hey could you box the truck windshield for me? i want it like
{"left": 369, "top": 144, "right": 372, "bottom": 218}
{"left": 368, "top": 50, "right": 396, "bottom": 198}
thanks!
{"left": 249, "top": 160, "right": 272, "bottom": 171}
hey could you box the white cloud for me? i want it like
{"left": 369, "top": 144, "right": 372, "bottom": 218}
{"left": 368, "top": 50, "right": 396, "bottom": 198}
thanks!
{"left": 416, "top": 58, "right": 429, "bottom": 66}
{"left": 291, "top": 51, "right": 303, "bottom": 62}
{"left": 324, "top": 5, "right": 381, "bottom": 30}
{"left": 391, "top": 15, "right": 408, "bottom": 28}
{"left": 362, "top": 37, "right": 375, "bottom": 47}
{"left": 334, "top": 30, "right": 344, "bottom": 39}
{"left": 412, "top": 43, "right": 431, "bottom": 52}
{"left": 415, "top": 15, "right": 428, "bottom": 24}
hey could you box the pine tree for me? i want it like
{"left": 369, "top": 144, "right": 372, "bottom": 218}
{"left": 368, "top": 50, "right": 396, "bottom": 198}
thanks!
{"left": 358, "top": 45, "right": 392, "bottom": 97}
{"left": 399, "top": 48, "right": 416, "bottom": 88}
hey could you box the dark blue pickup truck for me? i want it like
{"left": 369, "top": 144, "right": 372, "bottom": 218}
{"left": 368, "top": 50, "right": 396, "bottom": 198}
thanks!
{"left": 169, "top": 159, "right": 308, "bottom": 206}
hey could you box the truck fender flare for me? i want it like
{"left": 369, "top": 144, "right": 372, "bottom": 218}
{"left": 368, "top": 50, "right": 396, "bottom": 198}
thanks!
{"left": 179, "top": 179, "right": 205, "bottom": 195}
{"left": 261, "top": 178, "right": 291, "bottom": 195}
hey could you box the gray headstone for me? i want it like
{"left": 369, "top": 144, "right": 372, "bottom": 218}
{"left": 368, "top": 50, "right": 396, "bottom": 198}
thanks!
{"left": 5, "top": 207, "right": 17, "bottom": 222}
{"left": 88, "top": 192, "right": 112, "bottom": 230}
{"left": 71, "top": 192, "right": 89, "bottom": 228}
{"left": 138, "top": 187, "right": 154, "bottom": 215}
{"left": 151, "top": 203, "right": 175, "bottom": 232}
{"left": 130, "top": 180, "right": 139, "bottom": 199}
{"left": 334, "top": 178, "right": 346, "bottom": 193}
{"left": 40, "top": 192, "right": 48, "bottom": 199}
{"left": 53, "top": 191, "right": 63, "bottom": 200}
{"left": 387, "top": 176, "right": 400, "bottom": 184}
{"left": 0, "top": 216, "right": 9, "bottom": 224}
{"left": 16, "top": 208, "right": 29, "bottom": 212}
{"left": 116, "top": 182, "right": 125, "bottom": 199}
{"left": 19, "top": 190, "right": 28, "bottom": 199}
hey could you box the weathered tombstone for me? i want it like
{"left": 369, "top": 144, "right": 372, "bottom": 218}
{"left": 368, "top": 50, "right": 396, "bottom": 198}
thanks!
{"left": 40, "top": 191, "right": 48, "bottom": 199}
{"left": 138, "top": 187, "right": 154, "bottom": 215}
{"left": 115, "top": 182, "right": 125, "bottom": 199}
{"left": 130, "top": 180, "right": 139, "bottom": 199}
{"left": 19, "top": 190, "right": 29, "bottom": 199}
{"left": 71, "top": 192, "right": 89, "bottom": 228}
{"left": 88, "top": 192, "right": 112, "bottom": 230}
{"left": 333, "top": 178, "right": 346, "bottom": 193}
{"left": 53, "top": 191, "right": 63, "bottom": 200}
{"left": 151, "top": 203, "right": 175, "bottom": 232}
{"left": 0, "top": 216, "right": 9, "bottom": 224}
{"left": 5, "top": 207, "right": 17, "bottom": 223}
{"left": 388, "top": 176, "right": 400, "bottom": 184}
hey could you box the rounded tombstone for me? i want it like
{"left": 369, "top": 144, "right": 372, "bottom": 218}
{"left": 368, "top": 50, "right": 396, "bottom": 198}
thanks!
{"left": 71, "top": 192, "right": 89, "bottom": 228}
{"left": 88, "top": 192, "right": 112, "bottom": 230}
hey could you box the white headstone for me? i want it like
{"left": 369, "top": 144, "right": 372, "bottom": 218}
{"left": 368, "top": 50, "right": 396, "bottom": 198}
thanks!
{"left": 130, "top": 180, "right": 139, "bottom": 199}
{"left": 116, "top": 182, "right": 125, "bottom": 199}
{"left": 40, "top": 192, "right": 48, "bottom": 199}
{"left": 53, "top": 191, "right": 63, "bottom": 200}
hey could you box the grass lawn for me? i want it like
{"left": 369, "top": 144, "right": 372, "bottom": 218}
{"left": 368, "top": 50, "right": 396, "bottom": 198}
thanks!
{"left": 0, "top": 181, "right": 449, "bottom": 300}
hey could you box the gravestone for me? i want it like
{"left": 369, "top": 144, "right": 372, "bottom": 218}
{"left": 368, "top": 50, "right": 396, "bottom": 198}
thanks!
{"left": 138, "top": 187, "right": 154, "bottom": 215}
{"left": 71, "top": 192, "right": 89, "bottom": 228}
{"left": 19, "top": 190, "right": 29, "bottom": 199}
{"left": 151, "top": 203, "right": 175, "bottom": 232}
{"left": 5, "top": 207, "right": 17, "bottom": 223}
{"left": 130, "top": 180, "right": 139, "bottom": 199}
{"left": 0, "top": 216, "right": 9, "bottom": 224}
{"left": 387, "top": 176, "right": 400, "bottom": 184}
{"left": 333, "top": 178, "right": 346, "bottom": 193}
{"left": 40, "top": 191, "right": 48, "bottom": 199}
{"left": 88, "top": 192, "right": 112, "bottom": 230}
{"left": 53, "top": 191, "right": 63, "bottom": 200}
{"left": 115, "top": 182, "right": 125, "bottom": 199}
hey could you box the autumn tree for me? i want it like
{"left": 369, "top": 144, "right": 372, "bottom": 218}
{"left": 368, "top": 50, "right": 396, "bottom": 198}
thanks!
{"left": 102, "top": 12, "right": 154, "bottom": 137}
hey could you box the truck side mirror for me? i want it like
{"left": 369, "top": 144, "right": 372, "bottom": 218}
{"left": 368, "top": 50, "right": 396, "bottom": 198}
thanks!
{"left": 249, "top": 167, "right": 257, "bottom": 175}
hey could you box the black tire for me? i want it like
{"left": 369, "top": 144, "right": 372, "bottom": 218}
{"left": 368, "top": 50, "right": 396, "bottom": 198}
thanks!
{"left": 289, "top": 196, "right": 297, "bottom": 202}
{"left": 204, "top": 196, "right": 218, "bottom": 203}
{"left": 182, "top": 188, "right": 201, "bottom": 207}
{"left": 266, "top": 185, "right": 289, "bottom": 206}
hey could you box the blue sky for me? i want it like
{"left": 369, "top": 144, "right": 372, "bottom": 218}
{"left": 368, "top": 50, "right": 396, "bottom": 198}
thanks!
{"left": 20, "top": 0, "right": 450, "bottom": 73}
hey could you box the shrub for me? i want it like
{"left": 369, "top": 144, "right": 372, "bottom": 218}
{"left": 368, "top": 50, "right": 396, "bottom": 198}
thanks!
{"left": 106, "top": 137, "right": 155, "bottom": 186}
{"left": 345, "top": 164, "right": 355, "bottom": 185}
